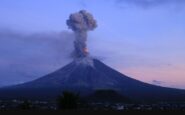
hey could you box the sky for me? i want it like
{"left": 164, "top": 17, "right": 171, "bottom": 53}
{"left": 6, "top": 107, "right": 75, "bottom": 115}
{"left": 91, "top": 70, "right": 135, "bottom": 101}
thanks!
{"left": 0, "top": 0, "right": 185, "bottom": 89}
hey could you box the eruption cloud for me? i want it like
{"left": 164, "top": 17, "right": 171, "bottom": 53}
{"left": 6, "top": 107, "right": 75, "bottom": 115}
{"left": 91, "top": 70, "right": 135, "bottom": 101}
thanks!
{"left": 66, "top": 10, "right": 97, "bottom": 58}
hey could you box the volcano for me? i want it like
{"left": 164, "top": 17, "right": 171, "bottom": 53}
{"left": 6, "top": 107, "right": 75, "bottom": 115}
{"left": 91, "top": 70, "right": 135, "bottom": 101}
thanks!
{"left": 0, "top": 57, "right": 185, "bottom": 102}
{"left": 1, "top": 10, "right": 185, "bottom": 103}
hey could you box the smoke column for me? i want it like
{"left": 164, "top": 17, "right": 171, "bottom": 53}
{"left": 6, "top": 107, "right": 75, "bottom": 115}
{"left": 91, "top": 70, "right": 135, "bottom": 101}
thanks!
{"left": 66, "top": 10, "right": 97, "bottom": 58}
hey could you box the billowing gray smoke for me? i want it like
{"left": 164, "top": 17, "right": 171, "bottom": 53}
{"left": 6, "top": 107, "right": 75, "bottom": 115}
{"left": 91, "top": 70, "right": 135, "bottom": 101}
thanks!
{"left": 66, "top": 10, "right": 97, "bottom": 58}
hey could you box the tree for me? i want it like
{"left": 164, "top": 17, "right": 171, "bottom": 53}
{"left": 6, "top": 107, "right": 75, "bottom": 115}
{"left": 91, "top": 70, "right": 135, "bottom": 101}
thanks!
{"left": 57, "top": 91, "right": 79, "bottom": 110}
{"left": 18, "top": 100, "right": 32, "bottom": 110}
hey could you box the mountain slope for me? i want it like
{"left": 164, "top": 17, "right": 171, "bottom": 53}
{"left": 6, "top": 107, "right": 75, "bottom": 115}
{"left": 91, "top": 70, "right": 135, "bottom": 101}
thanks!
{"left": 0, "top": 58, "right": 185, "bottom": 102}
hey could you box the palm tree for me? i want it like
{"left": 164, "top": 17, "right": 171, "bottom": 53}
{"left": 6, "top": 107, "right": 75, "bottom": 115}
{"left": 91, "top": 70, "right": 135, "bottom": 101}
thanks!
{"left": 57, "top": 91, "right": 79, "bottom": 110}
{"left": 18, "top": 100, "right": 32, "bottom": 110}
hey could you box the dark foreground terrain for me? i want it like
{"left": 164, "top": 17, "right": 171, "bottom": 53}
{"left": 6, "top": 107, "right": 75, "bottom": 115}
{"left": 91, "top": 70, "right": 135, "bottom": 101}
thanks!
{"left": 0, "top": 99, "right": 185, "bottom": 111}
{"left": 0, "top": 90, "right": 184, "bottom": 111}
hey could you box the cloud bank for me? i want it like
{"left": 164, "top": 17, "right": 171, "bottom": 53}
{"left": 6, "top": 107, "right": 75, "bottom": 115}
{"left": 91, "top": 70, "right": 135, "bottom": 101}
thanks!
{"left": 0, "top": 29, "right": 74, "bottom": 86}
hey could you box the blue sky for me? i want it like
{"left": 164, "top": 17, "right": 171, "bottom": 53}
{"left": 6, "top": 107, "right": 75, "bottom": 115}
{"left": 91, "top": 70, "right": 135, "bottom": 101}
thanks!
{"left": 0, "top": 0, "right": 185, "bottom": 89}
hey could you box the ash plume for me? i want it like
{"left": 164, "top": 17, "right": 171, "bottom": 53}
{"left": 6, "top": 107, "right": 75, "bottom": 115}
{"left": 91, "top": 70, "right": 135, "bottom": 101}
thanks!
{"left": 66, "top": 10, "right": 97, "bottom": 58}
